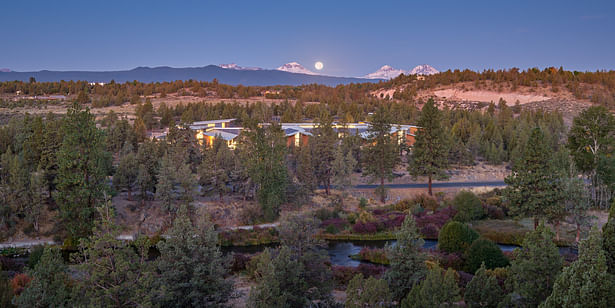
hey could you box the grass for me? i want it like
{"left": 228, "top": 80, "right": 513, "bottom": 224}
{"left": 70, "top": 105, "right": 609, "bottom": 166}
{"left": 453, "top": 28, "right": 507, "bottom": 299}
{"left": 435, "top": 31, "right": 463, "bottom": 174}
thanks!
{"left": 471, "top": 218, "right": 576, "bottom": 246}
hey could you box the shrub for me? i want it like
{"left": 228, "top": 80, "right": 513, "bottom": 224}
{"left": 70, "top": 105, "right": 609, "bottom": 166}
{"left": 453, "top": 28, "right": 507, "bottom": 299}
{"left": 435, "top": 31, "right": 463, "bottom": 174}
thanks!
{"left": 357, "top": 248, "right": 389, "bottom": 265}
{"left": 230, "top": 253, "right": 252, "bottom": 273}
{"left": 325, "top": 225, "right": 339, "bottom": 234}
{"left": 452, "top": 191, "right": 485, "bottom": 222}
{"left": 332, "top": 264, "right": 386, "bottom": 287}
{"left": 413, "top": 194, "right": 439, "bottom": 212}
{"left": 438, "top": 221, "right": 479, "bottom": 253}
{"left": 352, "top": 222, "right": 378, "bottom": 234}
{"left": 465, "top": 238, "right": 509, "bottom": 273}
{"left": 359, "top": 197, "right": 368, "bottom": 208}
{"left": 420, "top": 224, "right": 439, "bottom": 239}
{"left": 393, "top": 199, "right": 414, "bottom": 211}
{"left": 10, "top": 273, "right": 31, "bottom": 296}
{"left": 485, "top": 205, "right": 505, "bottom": 219}
{"left": 26, "top": 245, "right": 45, "bottom": 269}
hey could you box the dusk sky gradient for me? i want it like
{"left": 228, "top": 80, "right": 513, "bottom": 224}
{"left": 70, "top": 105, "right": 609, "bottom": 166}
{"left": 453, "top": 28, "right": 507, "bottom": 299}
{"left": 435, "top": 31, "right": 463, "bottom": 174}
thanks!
{"left": 1, "top": 0, "right": 614, "bottom": 77}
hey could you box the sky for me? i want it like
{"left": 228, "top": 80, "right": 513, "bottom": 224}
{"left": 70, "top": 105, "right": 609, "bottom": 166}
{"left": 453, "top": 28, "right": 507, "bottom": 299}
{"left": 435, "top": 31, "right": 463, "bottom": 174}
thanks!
{"left": 1, "top": 0, "right": 614, "bottom": 77}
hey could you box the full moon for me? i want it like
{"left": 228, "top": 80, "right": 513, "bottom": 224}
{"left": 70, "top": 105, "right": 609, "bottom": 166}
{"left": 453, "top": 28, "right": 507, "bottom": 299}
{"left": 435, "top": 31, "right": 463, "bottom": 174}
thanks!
{"left": 314, "top": 61, "right": 324, "bottom": 70}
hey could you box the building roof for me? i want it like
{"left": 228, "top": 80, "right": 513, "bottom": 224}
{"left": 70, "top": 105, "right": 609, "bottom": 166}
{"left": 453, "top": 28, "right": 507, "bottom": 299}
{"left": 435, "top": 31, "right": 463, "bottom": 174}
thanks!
{"left": 191, "top": 119, "right": 236, "bottom": 125}
{"left": 202, "top": 129, "right": 240, "bottom": 141}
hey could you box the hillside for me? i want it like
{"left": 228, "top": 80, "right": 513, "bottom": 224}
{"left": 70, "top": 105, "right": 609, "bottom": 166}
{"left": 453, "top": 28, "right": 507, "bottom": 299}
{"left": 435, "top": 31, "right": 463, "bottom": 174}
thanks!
{"left": 0, "top": 65, "right": 380, "bottom": 86}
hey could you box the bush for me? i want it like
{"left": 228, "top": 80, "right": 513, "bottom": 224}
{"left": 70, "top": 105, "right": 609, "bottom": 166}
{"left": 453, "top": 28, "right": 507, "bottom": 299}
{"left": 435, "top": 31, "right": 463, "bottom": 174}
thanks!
{"left": 230, "top": 253, "right": 252, "bottom": 273}
{"left": 464, "top": 238, "right": 509, "bottom": 273}
{"left": 438, "top": 221, "right": 479, "bottom": 253}
{"left": 413, "top": 194, "right": 439, "bottom": 212}
{"left": 10, "top": 273, "right": 31, "bottom": 296}
{"left": 352, "top": 222, "right": 378, "bottom": 234}
{"left": 26, "top": 245, "right": 45, "bottom": 269}
{"left": 452, "top": 191, "right": 485, "bottom": 222}
{"left": 332, "top": 264, "right": 386, "bottom": 287}
{"left": 420, "top": 224, "right": 439, "bottom": 239}
{"left": 359, "top": 197, "right": 368, "bottom": 208}
{"left": 485, "top": 205, "right": 505, "bottom": 219}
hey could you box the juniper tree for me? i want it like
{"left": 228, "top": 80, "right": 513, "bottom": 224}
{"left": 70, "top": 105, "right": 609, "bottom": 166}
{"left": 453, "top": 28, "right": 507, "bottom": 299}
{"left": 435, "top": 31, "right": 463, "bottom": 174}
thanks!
{"left": 72, "top": 200, "right": 155, "bottom": 307}
{"left": 332, "top": 146, "right": 356, "bottom": 205}
{"left": 541, "top": 227, "right": 615, "bottom": 308}
{"left": 113, "top": 144, "right": 138, "bottom": 199}
{"left": 464, "top": 263, "right": 505, "bottom": 308}
{"left": 401, "top": 266, "right": 460, "bottom": 308}
{"left": 312, "top": 111, "right": 337, "bottom": 194}
{"left": 156, "top": 153, "right": 176, "bottom": 213}
{"left": 199, "top": 137, "right": 234, "bottom": 200}
{"left": 509, "top": 224, "right": 562, "bottom": 307}
{"left": 156, "top": 205, "right": 232, "bottom": 307}
{"left": 15, "top": 248, "right": 73, "bottom": 307}
{"left": 363, "top": 106, "right": 400, "bottom": 203}
{"left": 295, "top": 144, "right": 317, "bottom": 193}
{"left": 26, "top": 168, "right": 46, "bottom": 232}
{"left": 408, "top": 99, "right": 450, "bottom": 196}
{"left": 54, "top": 102, "right": 110, "bottom": 239}
{"left": 345, "top": 274, "right": 391, "bottom": 308}
{"left": 385, "top": 215, "right": 427, "bottom": 302}
{"left": 603, "top": 202, "right": 615, "bottom": 274}
{"left": 504, "top": 128, "right": 564, "bottom": 229}
{"left": 239, "top": 124, "right": 288, "bottom": 221}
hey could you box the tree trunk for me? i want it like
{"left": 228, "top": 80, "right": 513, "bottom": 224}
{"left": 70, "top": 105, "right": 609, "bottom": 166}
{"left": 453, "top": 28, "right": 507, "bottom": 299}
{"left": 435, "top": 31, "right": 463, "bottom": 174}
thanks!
{"left": 380, "top": 177, "right": 385, "bottom": 203}
{"left": 555, "top": 221, "right": 560, "bottom": 242}
{"left": 576, "top": 223, "right": 581, "bottom": 243}
{"left": 428, "top": 175, "right": 433, "bottom": 196}
{"left": 534, "top": 218, "right": 539, "bottom": 230}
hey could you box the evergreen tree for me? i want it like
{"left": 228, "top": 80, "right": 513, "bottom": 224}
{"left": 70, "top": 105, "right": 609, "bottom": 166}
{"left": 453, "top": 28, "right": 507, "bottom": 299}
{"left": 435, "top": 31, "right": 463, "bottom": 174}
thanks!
{"left": 156, "top": 205, "right": 232, "bottom": 307}
{"left": 385, "top": 215, "right": 427, "bottom": 302}
{"left": 603, "top": 202, "right": 615, "bottom": 274}
{"left": 156, "top": 153, "right": 176, "bottom": 214}
{"left": 362, "top": 106, "right": 400, "bottom": 203}
{"left": 295, "top": 145, "right": 317, "bottom": 193}
{"left": 504, "top": 128, "right": 564, "bottom": 229}
{"left": 464, "top": 263, "right": 504, "bottom": 308}
{"left": 401, "top": 266, "right": 460, "bottom": 308}
{"left": 248, "top": 247, "right": 307, "bottom": 308}
{"left": 541, "top": 228, "right": 615, "bottom": 308}
{"left": 408, "top": 99, "right": 450, "bottom": 196}
{"left": 0, "top": 270, "right": 13, "bottom": 308}
{"left": 239, "top": 124, "right": 288, "bottom": 221}
{"left": 562, "top": 175, "right": 591, "bottom": 243}
{"left": 509, "top": 224, "right": 562, "bottom": 307}
{"left": 199, "top": 137, "right": 234, "bottom": 200}
{"left": 175, "top": 161, "right": 197, "bottom": 203}
{"left": 72, "top": 200, "right": 154, "bottom": 307}
{"left": 135, "top": 140, "right": 160, "bottom": 200}
{"left": 15, "top": 248, "right": 72, "bottom": 307}
{"left": 332, "top": 146, "right": 356, "bottom": 205}
{"left": 465, "top": 238, "right": 509, "bottom": 273}
{"left": 54, "top": 102, "right": 110, "bottom": 239}
{"left": 345, "top": 274, "right": 391, "bottom": 308}
{"left": 113, "top": 144, "right": 138, "bottom": 199}
{"left": 311, "top": 112, "right": 337, "bottom": 194}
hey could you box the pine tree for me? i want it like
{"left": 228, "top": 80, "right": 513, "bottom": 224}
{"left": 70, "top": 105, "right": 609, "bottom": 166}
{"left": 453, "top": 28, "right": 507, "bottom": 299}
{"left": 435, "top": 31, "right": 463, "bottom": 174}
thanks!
{"left": 563, "top": 175, "right": 591, "bottom": 243}
{"left": 464, "top": 263, "right": 504, "bottom": 308}
{"left": 362, "top": 106, "right": 400, "bottom": 203}
{"left": 135, "top": 140, "right": 159, "bottom": 200}
{"left": 176, "top": 162, "right": 197, "bottom": 203}
{"left": 199, "top": 138, "right": 234, "bottom": 200}
{"left": 541, "top": 227, "right": 615, "bottom": 308}
{"left": 113, "top": 144, "right": 138, "bottom": 199}
{"left": 312, "top": 112, "right": 337, "bottom": 195}
{"left": 509, "top": 224, "right": 562, "bottom": 306}
{"left": 408, "top": 99, "right": 450, "bottom": 196}
{"left": 401, "top": 266, "right": 460, "bottom": 308}
{"left": 239, "top": 124, "right": 288, "bottom": 221}
{"left": 385, "top": 215, "right": 427, "bottom": 302}
{"left": 504, "top": 128, "right": 564, "bottom": 229}
{"left": 15, "top": 248, "right": 72, "bottom": 307}
{"left": 156, "top": 205, "right": 232, "bottom": 307}
{"left": 248, "top": 247, "right": 307, "bottom": 308}
{"left": 345, "top": 274, "right": 391, "bottom": 308}
{"left": 156, "top": 153, "right": 176, "bottom": 214}
{"left": 295, "top": 145, "right": 317, "bottom": 192}
{"left": 603, "top": 202, "right": 615, "bottom": 274}
{"left": 54, "top": 102, "right": 110, "bottom": 239}
{"left": 332, "top": 146, "right": 356, "bottom": 205}
{"left": 72, "top": 199, "right": 154, "bottom": 307}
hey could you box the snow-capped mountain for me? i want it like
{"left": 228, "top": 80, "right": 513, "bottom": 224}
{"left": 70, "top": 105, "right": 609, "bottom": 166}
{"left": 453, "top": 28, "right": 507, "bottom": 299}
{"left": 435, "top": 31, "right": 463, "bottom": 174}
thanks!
{"left": 219, "top": 63, "right": 262, "bottom": 71}
{"left": 363, "top": 65, "right": 406, "bottom": 79}
{"left": 409, "top": 64, "right": 439, "bottom": 75}
{"left": 276, "top": 62, "right": 316, "bottom": 75}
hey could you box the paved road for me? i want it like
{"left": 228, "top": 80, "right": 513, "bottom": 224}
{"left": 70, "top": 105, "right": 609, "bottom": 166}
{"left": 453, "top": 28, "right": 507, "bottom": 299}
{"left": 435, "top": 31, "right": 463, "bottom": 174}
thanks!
{"left": 348, "top": 180, "right": 506, "bottom": 189}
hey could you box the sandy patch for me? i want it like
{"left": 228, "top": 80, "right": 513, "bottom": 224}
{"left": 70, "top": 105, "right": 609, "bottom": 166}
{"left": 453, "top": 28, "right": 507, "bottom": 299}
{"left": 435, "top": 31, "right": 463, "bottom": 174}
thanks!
{"left": 433, "top": 89, "right": 549, "bottom": 105}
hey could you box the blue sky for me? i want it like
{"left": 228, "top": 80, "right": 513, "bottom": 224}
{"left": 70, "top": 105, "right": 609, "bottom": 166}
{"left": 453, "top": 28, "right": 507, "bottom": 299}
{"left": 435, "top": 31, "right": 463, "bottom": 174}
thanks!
{"left": 1, "top": 0, "right": 613, "bottom": 76}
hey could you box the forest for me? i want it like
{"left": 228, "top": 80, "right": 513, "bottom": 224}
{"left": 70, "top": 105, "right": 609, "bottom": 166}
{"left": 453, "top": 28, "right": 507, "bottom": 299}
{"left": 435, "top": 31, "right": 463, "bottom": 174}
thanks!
{"left": 0, "top": 74, "right": 614, "bottom": 306}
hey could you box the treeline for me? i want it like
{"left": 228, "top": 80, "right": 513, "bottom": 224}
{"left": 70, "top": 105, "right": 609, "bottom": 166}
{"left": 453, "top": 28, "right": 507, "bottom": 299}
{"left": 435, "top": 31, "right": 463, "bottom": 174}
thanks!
{"left": 2, "top": 66, "right": 615, "bottom": 109}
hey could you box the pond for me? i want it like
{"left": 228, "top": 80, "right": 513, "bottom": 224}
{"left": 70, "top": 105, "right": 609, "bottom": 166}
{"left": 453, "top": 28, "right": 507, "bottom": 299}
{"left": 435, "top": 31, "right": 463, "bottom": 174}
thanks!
{"left": 223, "top": 239, "right": 540, "bottom": 267}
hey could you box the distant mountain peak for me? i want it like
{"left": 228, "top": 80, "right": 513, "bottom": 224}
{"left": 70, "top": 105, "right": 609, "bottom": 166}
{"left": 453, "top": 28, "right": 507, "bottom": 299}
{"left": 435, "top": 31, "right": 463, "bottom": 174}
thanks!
{"left": 219, "top": 63, "right": 262, "bottom": 71}
{"left": 363, "top": 65, "right": 406, "bottom": 79}
{"left": 409, "top": 64, "right": 439, "bottom": 75}
{"left": 0, "top": 68, "right": 11, "bottom": 73}
{"left": 276, "top": 62, "right": 316, "bottom": 75}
